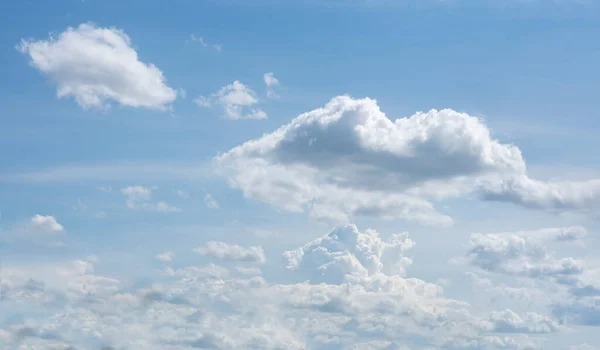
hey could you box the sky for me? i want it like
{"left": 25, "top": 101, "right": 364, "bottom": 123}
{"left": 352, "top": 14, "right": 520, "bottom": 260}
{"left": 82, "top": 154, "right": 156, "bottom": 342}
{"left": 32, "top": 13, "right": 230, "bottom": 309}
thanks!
{"left": 1, "top": 0, "right": 600, "bottom": 349}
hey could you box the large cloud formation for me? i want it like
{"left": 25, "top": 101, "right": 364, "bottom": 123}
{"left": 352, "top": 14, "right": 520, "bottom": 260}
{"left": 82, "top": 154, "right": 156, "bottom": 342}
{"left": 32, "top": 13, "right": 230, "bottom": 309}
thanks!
{"left": 0, "top": 224, "right": 554, "bottom": 349}
{"left": 217, "top": 96, "right": 600, "bottom": 225}
{"left": 18, "top": 23, "right": 178, "bottom": 110}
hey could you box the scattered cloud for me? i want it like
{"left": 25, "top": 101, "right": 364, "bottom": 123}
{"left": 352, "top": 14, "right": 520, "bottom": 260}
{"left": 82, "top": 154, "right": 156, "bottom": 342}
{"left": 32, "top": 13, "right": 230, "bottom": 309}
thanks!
{"left": 176, "top": 190, "right": 190, "bottom": 199}
{"left": 203, "top": 193, "right": 219, "bottom": 209}
{"left": 195, "top": 80, "right": 268, "bottom": 120}
{"left": 155, "top": 251, "right": 175, "bottom": 263}
{"left": 217, "top": 96, "right": 600, "bottom": 225}
{"left": 18, "top": 23, "right": 177, "bottom": 110}
{"left": 0, "top": 224, "right": 557, "bottom": 349}
{"left": 465, "top": 227, "right": 587, "bottom": 280}
{"left": 194, "top": 241, "right": 266, "bottom": 264}
{"left": 120, "top": 186, "right": 181, "bottom": 212}
{"left": 4, "top": 214, "right": 66, "bottom": 246}
{"left": 188, "top": 34, "right": 222, "bottom": 52}
{"left": 263, "top": 72, "right": 280, "bottom": 99}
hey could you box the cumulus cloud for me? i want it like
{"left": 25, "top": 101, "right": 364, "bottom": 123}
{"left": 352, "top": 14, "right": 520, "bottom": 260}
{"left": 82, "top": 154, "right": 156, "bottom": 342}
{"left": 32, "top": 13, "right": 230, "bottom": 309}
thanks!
{"left": 263, "top": 72, "right": 280, "bottom": 99}
{"left": 120, "top": 185, "right": 180, "bottom": 213}
{"left": 195, "top": 80, "right": 267, "bottom": 120}
{"left": 0, "top": 224, "right": 552, "bottom": 349}
{"left": 194, "top": 241, "right": 267, "bottom": 264}
{"left": 458, "top": 226, "right": 600, "bottom": 330}
{"left": 465, "top": 227, "right": 587, "bottom": 281}
{"left": 17, "top": 23, "right": 177, "bottom": 110}
{"left": 217, "top": 96, "right": 600, "bottom": 225}
{"left": 484, "top": 309, "right": 560, "bottom": 334}
{"left": 282, "top": 224, "right": 415, "bottom": 284}
{"left": 4, "top": 214, "right": 66, "bottom": 246}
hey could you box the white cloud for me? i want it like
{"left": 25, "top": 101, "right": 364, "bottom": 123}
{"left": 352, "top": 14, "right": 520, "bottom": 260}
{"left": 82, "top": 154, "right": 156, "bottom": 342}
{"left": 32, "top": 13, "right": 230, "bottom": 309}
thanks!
{"left": 263, "top": 72, "right": 280, "bottom": 99}
{"left": 18, "top": 23, "right": 177, "bottom": 110}
{"left": 465, "top": 227, "right": 587, "bottom": 280}
{"left": 195, "top": 80, "right": 268, "bottom": 120}
{"left": 189, "top": 34, "right": 222, "bottom": 52}
{"left": 282, "top": 224, "right": 415, "bottom": 284}
{"left": 156, "top": 251, "right": 175, "bottom": 262}
{"left": 204, "top": 193, "right": 219, "bottom": 209}
{"left": 4, "top": 214, "right": 66, "bottom": 246}
{"left": 120, "top": 186, "right": 181, "bottom": 212}
{"left": 0, "top": 224, "right": 553, "bottom": 349}
{"left": 194, "top": 241, "right": 267, "bottom": 264}
{"left": 217, "top": 96, "right": 600, "bottom": 225}
{"left": 176, "top": 190, "right": 190, "bottom": 199}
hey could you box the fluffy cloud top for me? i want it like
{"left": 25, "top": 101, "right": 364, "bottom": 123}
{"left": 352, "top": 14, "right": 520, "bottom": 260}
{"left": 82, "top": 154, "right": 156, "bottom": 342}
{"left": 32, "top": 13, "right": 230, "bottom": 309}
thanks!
{"left": 4, "top": 214, "right": 66, "bottom": 246}
{"left": 466, "top": 227, "right": 587, "bottom": 280}
{"left": 18, "top": 23, "right": 177, "bottom": 110}
{"left": 195, "top": 241, "right": 267, "bottom": 264}
{"left": 195, "top": 80, "right": 267, "bottom": 120}
{"left": 282, "top": 224, "right": 415, "bottom": 283}
{"left": 0, "top": 224, "right": 552, "bottom": 349}
{"left": 217, "top": 96, "right": 600, "bottom": 225}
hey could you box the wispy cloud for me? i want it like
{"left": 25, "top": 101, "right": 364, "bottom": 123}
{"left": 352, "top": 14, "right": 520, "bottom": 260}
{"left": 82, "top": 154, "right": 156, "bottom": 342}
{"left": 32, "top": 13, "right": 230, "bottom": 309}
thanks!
{"left": 195, "top": 80, "right": 267, "bottom": 120}
{"left": 263, "top": 72, "right": 280, "bottom": 99}
{"left": 188, "top": 34, "right": 222, "bottom": 52}
{"left": 0, "top": 161, "right": 211, "bottom": 183}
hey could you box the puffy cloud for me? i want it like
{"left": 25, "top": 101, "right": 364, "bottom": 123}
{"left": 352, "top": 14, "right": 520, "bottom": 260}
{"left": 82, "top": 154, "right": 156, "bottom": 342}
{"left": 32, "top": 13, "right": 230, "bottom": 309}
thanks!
{"left": 465, "top": 227, "right": 587, "bottom": 281}
{"left": 0, "top": 224, "right": 553, "bottom": 349}
{"left": 217, "top": 96, "right": 600, "bottom": 225}
{"left": 195, "top": 80, "right": 267, "bottom": 120}
{"left": 484, "top": 309, "right": 560, "bottom": 334}
{"left": 282, "top": 224, "right": 415, "bottom": 284}
{"left": 263, "top": 72, "right": 280, "bottom": 99}
{"left": 120, "top": 185, "right": 181, "bottom": 212}
{"left": 194, "top": 241, "right": 267, "bottom": 264}
{"left": 17, "top": 23, "right": 177, "bottom": 110}
{"left": 4, "top": 214, "right": 66, "bottom": 246}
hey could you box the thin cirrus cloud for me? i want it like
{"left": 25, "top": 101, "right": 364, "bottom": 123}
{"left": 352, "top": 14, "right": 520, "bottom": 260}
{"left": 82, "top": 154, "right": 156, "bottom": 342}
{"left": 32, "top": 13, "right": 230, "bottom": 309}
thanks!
{"left": 17, "top": 23, "right": 178, "bottom": 110}
{"left": 195, "top": 80, "right": 268, "bottom": 120}
{"left": 216, "top": 95, "right": 600, "bottom": 226}
{"left": 188, "top": 34, "right": 222, "bottom": 52}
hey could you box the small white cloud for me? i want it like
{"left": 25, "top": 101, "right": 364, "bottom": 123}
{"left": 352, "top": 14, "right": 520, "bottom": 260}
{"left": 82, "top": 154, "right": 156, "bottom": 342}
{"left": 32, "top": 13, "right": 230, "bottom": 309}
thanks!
{"left": 18, "top": 23, "right": 177, "bottom": 110}
{"left": 30, "top": 214, "right": 65, "bottom": 233}
{"left": 177, "top": 190, "right": 190, "bottom": 199}
{"left": 189, "top": 34, "right": 222, "bottom": 52}
{"left": 156, "top": 251, "right": 175, "bottom": 262}
{"left": 195, "top": 81, "right": 267, "bottom": 120}
{"left": 204, "top": 193, "right": 219, "bottom": 209}
{"left": 5, "top": 215, "right": 65, "bottom": 246}
{"left": 120, "top": 186, "right": 181, "bottom": 212}
{"left": 263, "top": 72, "right": 280, "bottom": 99}
{"left": 194, "top": 241, "right": 266, "bottom": 264}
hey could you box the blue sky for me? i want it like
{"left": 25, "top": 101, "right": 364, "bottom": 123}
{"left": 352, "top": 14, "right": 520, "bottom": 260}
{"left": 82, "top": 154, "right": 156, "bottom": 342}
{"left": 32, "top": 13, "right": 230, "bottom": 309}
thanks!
{"left": 1, "top": 0, "right": 600, "bottom": 349}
